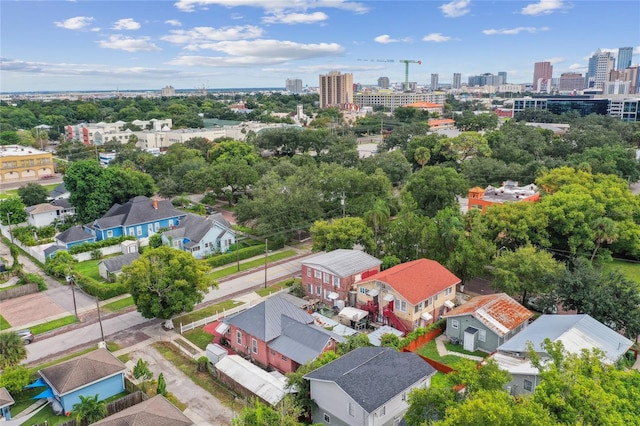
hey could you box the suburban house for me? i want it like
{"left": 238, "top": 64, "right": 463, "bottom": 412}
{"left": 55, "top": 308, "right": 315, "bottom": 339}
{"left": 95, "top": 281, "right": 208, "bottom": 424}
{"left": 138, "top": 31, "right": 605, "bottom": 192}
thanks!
{"left": 55, "top": 225, "right": 96, "bottom": 249}
{"left": 219, "top": 296, "right": 344, "bottom": 374}
{"left": 91, "top": 395, "right": 193, "bottom": 426}
{"left": 467, "top": 181, "right": 539, "bottom": 213}
{"left": 161, "top": 212, "right": 235, "bottom": 259}
{"left": 491, "top": 314, "right": 633, "bottom": 395}
{"left": 84, "top": 196, "right": 185, "bottom": 242}
{"left": 442, "top": 293, "right": 533, "bottom": 353}
{"left": 26, "top": 200, "right": 75, "bottom": 228}
{"left": 304, "top": 347, "right": 436, "bottom": 426}
{"left": 301, "top": 249, "right": 381, "bottom": 305}
{"left": 0, "top": 387, "right": 15, "bottom": 421}
{"left": 48, "top": 182, "right": 70, "bottom": 200}
{"left": 98, "top": 252, "right": 140, "bottom": 281}
{"left": 356, "top": 259, "right": 460, "bottom": 334}
{"left": 33, "top": 347, "right": 126, "bottom": 414}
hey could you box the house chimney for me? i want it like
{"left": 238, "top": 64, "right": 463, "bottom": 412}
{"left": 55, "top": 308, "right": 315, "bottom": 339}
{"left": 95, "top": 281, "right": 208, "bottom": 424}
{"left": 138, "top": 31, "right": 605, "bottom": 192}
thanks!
{"left": 152, "top": 199, "right": 158, "bottom": 210}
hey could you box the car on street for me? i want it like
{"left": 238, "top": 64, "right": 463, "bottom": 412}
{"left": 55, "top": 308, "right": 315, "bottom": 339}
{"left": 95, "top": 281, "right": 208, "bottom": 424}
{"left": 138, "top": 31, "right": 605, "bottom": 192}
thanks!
{"left": 16, "top": 329, "right": 34, "bottom": 344}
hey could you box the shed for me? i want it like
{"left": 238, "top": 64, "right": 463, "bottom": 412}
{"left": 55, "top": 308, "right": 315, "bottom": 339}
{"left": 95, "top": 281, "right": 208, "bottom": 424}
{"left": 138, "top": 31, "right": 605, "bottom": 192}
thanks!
{"left": 98, "top": 252, "right": 141, "bottom": 281}
{"left": 205, "top": 343, "right": 228, "bottom": 365}
{"left": 214, "top": 355, "right": 288, "bottom": 406}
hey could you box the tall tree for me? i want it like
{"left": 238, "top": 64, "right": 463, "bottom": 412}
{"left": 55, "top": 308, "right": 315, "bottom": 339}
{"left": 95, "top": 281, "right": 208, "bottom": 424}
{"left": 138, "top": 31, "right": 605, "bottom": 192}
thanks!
{"left": 0, "top": 332, "right": 27, "bottom": 368}
{"left": 63, "top": 160, "right": 115, "bottom": 223}
{"left": 71, "top": 394, "right": 107, "bottom": 425}
{"left": 310, "top": 217, "right": 375, "bottom": 253}
{"left": 156, "top": 372, "right": 167, "bottom": 396}
{"left": 17, "top": 183, "right": 49, "bottom": 206}
{"left": 121, "top": 247, "right": 214, "bottom": 319}
{"left": 404, "top": 166, "right": 469, "bottom": 217}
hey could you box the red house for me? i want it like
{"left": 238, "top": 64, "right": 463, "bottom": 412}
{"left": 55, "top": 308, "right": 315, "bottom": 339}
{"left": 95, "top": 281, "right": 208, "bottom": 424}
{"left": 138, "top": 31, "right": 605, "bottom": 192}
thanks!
{"left": 220, "top": 296, "right": 344, "bottom": 374}
{"left": 302, "top": 249, "right": 381, "bottom": 305}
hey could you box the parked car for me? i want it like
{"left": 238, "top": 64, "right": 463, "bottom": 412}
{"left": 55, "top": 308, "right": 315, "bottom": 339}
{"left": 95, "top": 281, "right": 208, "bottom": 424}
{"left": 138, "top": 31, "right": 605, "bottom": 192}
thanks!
{"left": 16, "top": 329, "right": 34, "bottom": 344}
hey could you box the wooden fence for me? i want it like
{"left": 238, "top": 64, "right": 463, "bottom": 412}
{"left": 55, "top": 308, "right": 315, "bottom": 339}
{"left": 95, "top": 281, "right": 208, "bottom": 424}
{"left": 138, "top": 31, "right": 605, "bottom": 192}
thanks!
{"left": 0, "top": 283, "right": 38, "bottom": 301}
{"left": 58, "top": 391, "right": 148, "bottom": 426}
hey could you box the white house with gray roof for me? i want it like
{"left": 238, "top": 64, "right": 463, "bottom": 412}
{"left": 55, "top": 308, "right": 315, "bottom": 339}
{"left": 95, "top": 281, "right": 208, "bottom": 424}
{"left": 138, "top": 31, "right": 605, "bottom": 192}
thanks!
{"left": 161, "top": 212, "right": 235, "bottom": 259}
{"left": 98, "top": 252, "right": 140, "bottom": 281}
{"left": 302, "top": 249, "right": 381, "bottom": 305}
{"left": 491, "top": 314, "right": 633, "bottom": 395}
{"left": 305, "top": 347, "right": 436, "bottom": 426}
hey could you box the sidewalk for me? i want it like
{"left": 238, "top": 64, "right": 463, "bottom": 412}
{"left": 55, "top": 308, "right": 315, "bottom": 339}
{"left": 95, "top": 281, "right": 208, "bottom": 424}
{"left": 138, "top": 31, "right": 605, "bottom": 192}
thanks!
{"left": 434, "top": 334, "right": 484, "bottom": 362}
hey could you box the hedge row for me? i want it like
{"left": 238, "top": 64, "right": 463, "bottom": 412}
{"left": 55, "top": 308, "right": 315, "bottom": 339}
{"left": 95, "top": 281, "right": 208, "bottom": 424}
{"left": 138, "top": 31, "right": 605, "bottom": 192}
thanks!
{"left": 69, "top": 236, "right": 136, "bottom": 255}
{"left": 206, "top": 244, "right": 266, "bottom": 268}
{"left": 397, "top": 319, "right": 446, "bottom": 350}
{"left": 74, "top": 273, "right": 129, "bottom": 300}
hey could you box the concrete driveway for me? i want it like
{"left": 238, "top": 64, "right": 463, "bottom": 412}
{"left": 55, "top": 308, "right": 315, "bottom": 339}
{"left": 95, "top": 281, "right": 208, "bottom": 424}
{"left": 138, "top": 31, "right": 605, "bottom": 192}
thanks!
{"left": 129, "top": 345, "right": 233, "bottom": 425}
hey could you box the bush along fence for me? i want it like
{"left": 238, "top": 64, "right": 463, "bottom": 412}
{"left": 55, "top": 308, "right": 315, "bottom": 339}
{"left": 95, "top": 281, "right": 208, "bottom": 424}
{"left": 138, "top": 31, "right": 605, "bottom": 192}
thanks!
{"left": 400, "top": 319, "right": 446, "bottom": 351}
{"left": 205, "top": 238, "right": 285, "bottom": 268}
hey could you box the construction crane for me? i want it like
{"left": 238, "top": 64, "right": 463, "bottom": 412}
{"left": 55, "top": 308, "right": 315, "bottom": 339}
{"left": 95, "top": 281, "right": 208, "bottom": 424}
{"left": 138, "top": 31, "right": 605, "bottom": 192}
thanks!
{"left": 399, "top": 60, "right": 421, "bottom": 92}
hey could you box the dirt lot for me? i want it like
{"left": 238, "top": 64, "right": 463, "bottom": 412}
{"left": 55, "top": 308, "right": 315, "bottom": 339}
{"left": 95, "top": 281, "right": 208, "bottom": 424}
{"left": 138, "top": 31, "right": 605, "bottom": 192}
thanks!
{"left": 0, "top": 292, "right": 66, "bottom": 328}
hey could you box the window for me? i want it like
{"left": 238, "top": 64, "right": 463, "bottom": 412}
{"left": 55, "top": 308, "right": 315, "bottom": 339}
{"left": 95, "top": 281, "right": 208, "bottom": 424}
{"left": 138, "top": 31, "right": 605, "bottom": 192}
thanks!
{"left": 148, "top": 224, "right": 153, "bottom": 234}
{"left": 426, "top": 298, "right": 432, "bottom": 307}
{"left": 397, "top": 300, "right": 407, "bottom": 312}
{"left": 414, "top": 303, "right": 422, "bottom": 313}
{"left": 380, "top": 406, "right": 386, "bottom": 416}
{"left": 316, "top": 286, "right": 321, "bottom": 295}
{"left": 154, "top": 223, "right": 159, "bottom": 231}
{"left": 136, "top": 226, "right": 142, "bottom": 236}
{"left": 308, "top": 284, "right": 313, "bottom": 293}
{"left": 106, "top": 230, "right": 113, "bottom": 238}
{"left": 269, "top": 349, "right": 275, "bottom": 355}
{"left": 434, "top": 293, "right": 439, "bottom": 301}
{"left": 252, "top": 338, "right": 258, "bottom": 354}
{"left": 323, "top": 273, "right": 329, "bottom": 283}
{"left": 479, "top": 329, "right": 486, "bottom": 342}
{"left": 129, "top": 228, "right": 135, "bottom": 236}
{"left": 169, "top": 219, "right": 174, "bottom": 227}
{"left": 236, "top": 330, "right": 242, "bottom": 345}
{"left": 192, "top": 246, "right": 200, "bottom": 252}
{"left": 307, "top": 267, "right": 311, "bottom": 277}
{"left": 282, "top": 355, "right": 288, "bottom": 361}
{"left": 445, "top": 287, "right": 453, "bottom": 296}
{"left": 359, "top": 287, "right": 367, "bottom": 294}
{"left": 451, "top": 319, "right": 459, "bottom": 329}
{"left": 402, "top": 392, "right": 407, "bottom": 401}
{"left": 323, "top": 413, "right": 330, "bottom": 423}
{"left": 314, "top": 270, "right": 322, "bottom": 279}
{"left": 523, "top": 379, "right": 533, "bottom": 392}
{"left": 333, "top": 276, "right": 340, "bottom": 287}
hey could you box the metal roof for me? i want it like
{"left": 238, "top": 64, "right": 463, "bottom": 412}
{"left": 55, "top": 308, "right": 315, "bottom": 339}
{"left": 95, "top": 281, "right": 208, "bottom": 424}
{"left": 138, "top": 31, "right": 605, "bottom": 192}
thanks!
{"left": 268, "top": 316, "right": 344, "bottom": 365}
{"left": 496, "top": 314, "right": 633, "bottom": 364}
{"left": 302, "top": 249, "right": 381, "bottom": 277}
{"left": 215, "top": 355, "right": 287, "bottom": 406}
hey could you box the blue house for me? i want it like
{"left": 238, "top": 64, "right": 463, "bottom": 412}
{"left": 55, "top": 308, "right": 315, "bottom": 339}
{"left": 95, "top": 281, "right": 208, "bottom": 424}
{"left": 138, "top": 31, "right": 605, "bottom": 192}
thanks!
{"left": 55, "top": 225, "right": 96, "bottom": 249}
{"left": 85, "top": 196, "right": 185, "bottom": 242}
{"left": 35, "top": 347, "right": 126, "bottom": 414}
{"left": 161, "top": 212, "right": 235, "bottom": 259}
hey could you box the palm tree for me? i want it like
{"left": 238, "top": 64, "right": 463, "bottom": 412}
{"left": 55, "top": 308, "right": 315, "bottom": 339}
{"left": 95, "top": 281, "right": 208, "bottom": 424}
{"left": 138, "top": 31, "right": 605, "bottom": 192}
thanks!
{"left": 364, "top": 199, "right": 390, "bottom": 253}
{"left": 414, "top": 146, "right": 431, "bottom": 168}
{"left": 0, "top": 331, "right": 27, "bottom": 368}
{"left": 591, "top": 217, "right": 619, "bottom": 263}
{"left": 71, "top": 394, "right": 107, "bottom": 426}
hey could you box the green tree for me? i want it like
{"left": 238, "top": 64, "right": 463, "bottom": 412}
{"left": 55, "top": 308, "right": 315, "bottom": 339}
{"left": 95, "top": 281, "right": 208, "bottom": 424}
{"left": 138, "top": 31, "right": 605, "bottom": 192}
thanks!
{"left": 358, "top": 149, "right": 412, "bottom": 186}
{"left": 286, "top": 351, "right": 340, "bottom": 418}
{"left": 232, "top": 397, "right": 305, "bottom": 426}
{"left": 156, "top": 372, "right": 167, "bottom": 396}
{"left": 133, "top": 358, "right": 153, "bottom": 381}
{"left": 0, "top": 197, "right": 27, "bottom": 225}
{"left": 121, "top": 246, "right": 214, "bottom": 319}
{"left": 449, "top": 357, "right": 512, "bottom": 398}
{"left": 590, "top": 217, "right": 619, "bottom": 263}
{"left": 336, "top": 333, "right": 372, "bottom": 355}
{"left": 363, "top": 198, "right": 390, "bottom": 253}
{"left": 0, "top": 332, "right": 27, "bottom": 368}
{"left": 447, "top": 132, "right": 491, "bottom": 163}
{"left": 71, "top": 394, "right": 107, "bottom": 425}
{"left": 404, "top": 166, "right": 469, "bottom": 217}
{"left": 64, "top": 160, "right": 116, "bottom": 223}
{"left": 491, "top": 246, "right": 565, "bottom": 304}
{"left": 310, "top": 217, "right": 375, "bottom": 253}
{"left": 414, "top": 146, "right": 431, "bottom": 168}
{"left": 44, "top": 250, "right": 77, "bottom": 278}
{"left": 148, "top": 233, "right": 163, "bottom": 249}
{"left": 405, "top": 386, "right": 456, "bottom": 426}
{"left": 17, "top": 183, "right": 49, "bottom": 206}
{"left": 209, "top": 139, "right": 260, "bottom": 165}
{"left": 0, "top": 365, "right": 32, "bottom": 395}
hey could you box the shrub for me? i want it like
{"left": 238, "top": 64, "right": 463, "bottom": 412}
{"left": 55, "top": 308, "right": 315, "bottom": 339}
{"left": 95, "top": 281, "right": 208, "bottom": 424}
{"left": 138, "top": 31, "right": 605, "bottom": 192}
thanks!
{"left": 90, "top": 249, "right": 103, "bottom": 260}
{"left": 19, "top": 273, "right": 47, "bottom": 291}
{"left": 133, "top": 358, "right": 153, "bottom": 381}
{"left": 207, "top": 244, "right": 266, "bottom": 267}
{"left": 74, "top": 274, "right": 128, "bottom": 300}
{"left": 68, "top": 236, "right": 136, "bottom": 255}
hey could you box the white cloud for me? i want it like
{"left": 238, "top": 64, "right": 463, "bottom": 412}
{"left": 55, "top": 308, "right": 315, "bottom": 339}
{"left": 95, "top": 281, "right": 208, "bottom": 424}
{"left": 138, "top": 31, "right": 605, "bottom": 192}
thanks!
{"left": 263, "top": 12, "right": 328, "bottom": 24}
{"left": 422, "top": 33, "right": 451, "bottom": 42}
{"left": 264, "top": 63, "right": 385, "bottom": 74}
{"left": 544, "top": 56, "right": 565, "bottom": 65}
{"left": 98, "top": 35, "right": 161, "bottom": 52}
{"left": 162, "top": 25, "right": 264, "bottom": 45}
{"left": 54, "top": 16, "right": 94, "bottom": 30}
{"left": 165, "top": 19, "right": 183, "bottom": 27}
{"left": 568, "top": 63, "right": 586, "bottom": 71}
{"left": 112, "top": 18, "right": 141, "bottom": 30}
{"left": 482, "top": 26, "right": 549, "bottom": 35}
{"left": 521, "top": 0, "right": 567, "bottom": 16}
{"left": 440, "top": 0, "right": 471, "bottom": 18}
{"left": 173, "top": 0, "right": 368, "bottom": 14}
{"left": 374, "top": 34, "right": 412, "bottom": 44}
{"left": 176, "top": 39, "right": 343, "bottom": 59}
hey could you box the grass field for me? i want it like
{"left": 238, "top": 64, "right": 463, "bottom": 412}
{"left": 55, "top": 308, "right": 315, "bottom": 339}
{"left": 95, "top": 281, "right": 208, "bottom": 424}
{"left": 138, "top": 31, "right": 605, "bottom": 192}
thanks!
{"left": 416, "top": 340, "right": 477, "bottom": 367}
{"left": 255, "top": 280, "right": 289, "bottom": 297}
{"left": 206, "top": 249, "right": 297, "bottom": 280}
{"left": 184, "top": 328, "right": 215, "bottom": 350}
{"left": 30, "top": 315, "right": 77, "bottom": 335}
{"left": 73, "top": 258, "right": 107, "bottom": 282}
{"left": 102, "top": 296, "right": 135, "bottom": 312}
{"left": 603, "top": 259, "right": 640, "bottom": 283}
{"left": 0, "top": 183, "right": 59, "bottom": 199}
{"left": 172, "top": 299, "right": 243, "bottom": 328}
{"left": 0, "top": 314, "right": 11, "bottom": 330}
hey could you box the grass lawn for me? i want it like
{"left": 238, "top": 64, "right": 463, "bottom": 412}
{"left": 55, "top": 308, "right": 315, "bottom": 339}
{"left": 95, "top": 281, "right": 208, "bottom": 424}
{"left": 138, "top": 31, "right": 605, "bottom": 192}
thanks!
{"left": 10, "top": 387, "right": 42, "bottom": 416}
{"left": 602, "top": 259, "right": 640, "bottom": 283}
{"left": 73, "top": 258, "right": 107, "bottom": 282}
{"left": 416, "top": 340, "right": 472, "bottom": 367}
{"left": 444, "top": 342, "right": 487, "bottom": 358}
{"left": 19, "top": 404, "right": 70, "bottom": 425}
{"left": 118, "top": 353, "right": 131, "bottom": 363}
{"left": 30, "top": 315, "right": 77, "bottom": 335}
{"left": 172, "top": 300, "right": 243, "bottom": 329}
{"left": 430, "top": 371, "right": 451, "bottom": 388}
{"left": 0, "top": 314, "right": 11, "bottom": 331}
{"left": 255, "top": 280, "right": 289, "bottom": 297}
{"left": 102, "top": 296, "right": 135, "bottom": 312}
{"left": 184, "top": 328, "right": 215, "bottom": 350}
{"left": 153, "top": 341, "right": 236, "bottom": 408}
{"left": 206, "top": 250, "right": 297, "bottom": 280}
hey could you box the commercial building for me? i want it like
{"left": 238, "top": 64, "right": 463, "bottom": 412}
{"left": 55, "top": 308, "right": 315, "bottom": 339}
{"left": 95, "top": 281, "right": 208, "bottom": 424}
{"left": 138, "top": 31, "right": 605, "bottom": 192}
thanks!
{"left": 354, "top": 91, "right": 446, "bottom": 112}
{"left": 430, "top": 73, "right": 439, "bottom": 91}
{"left": 452, "top": 73, "right": 462, "bottom": 89}
{"left": 511, "top": 95, "right": 639, "bottom": 121}
{"left": 498, "top": 71, "right": 507, "bottom": 84}
{"left": 559, "top": 72, "right": 585, "bottom": 92}
{"left": 285, "top": 78, "right": 303, "bottom": 94}
{"left": 161, "top": 85, "right": 176, "bottom": 97}
{"left": 586, "top": 50, "right": 615, "bottom": 90}
{"left": 1, "top": 145, "right": 54, "bottom": 183}
{"left": 468, "top": 73, "right": 502, "bottom": 87}
{"left": 377, "top": 76, "right": 390, "bottom": 89}
{"left": 533, "top": 62, "right": 553, "bottom": 92}
{"left": 319, "top": 71, "right": 353, "bottom": 108}
{"left": 617, "top": 46, "right": 633, "bottom": 71}
{"left": 468, "top": 181, "right": 539, "bottom": 213}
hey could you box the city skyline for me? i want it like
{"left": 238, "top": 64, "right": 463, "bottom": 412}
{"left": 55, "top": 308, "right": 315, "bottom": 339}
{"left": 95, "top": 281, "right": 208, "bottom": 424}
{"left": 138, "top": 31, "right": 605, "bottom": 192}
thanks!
{"left": 1, "top": 0, "right": 639, "bottom": 92}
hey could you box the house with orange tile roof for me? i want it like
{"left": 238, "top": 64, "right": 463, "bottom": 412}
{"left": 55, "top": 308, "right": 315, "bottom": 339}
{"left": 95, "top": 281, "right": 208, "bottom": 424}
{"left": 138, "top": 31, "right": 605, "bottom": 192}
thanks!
{"left": 355, "top": 259, "right": 460, "bottom": 334}
{"left": 468, "top": 180, "right": 540, "bottom": 213}
{"left": 442, "top": 293, "right": 533, "bottom": 353}
{"left": 428, "top": 118, "right": 456, "bottom": 130}
{"left": 403, "top": 101, "right": 444, "bottom": 115}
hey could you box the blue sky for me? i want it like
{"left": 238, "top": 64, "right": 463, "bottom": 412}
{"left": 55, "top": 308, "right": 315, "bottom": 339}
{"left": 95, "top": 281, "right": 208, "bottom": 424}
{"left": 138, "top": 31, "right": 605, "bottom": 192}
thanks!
{"left": 1, "top": 0, "right": 639, "bottom": 92}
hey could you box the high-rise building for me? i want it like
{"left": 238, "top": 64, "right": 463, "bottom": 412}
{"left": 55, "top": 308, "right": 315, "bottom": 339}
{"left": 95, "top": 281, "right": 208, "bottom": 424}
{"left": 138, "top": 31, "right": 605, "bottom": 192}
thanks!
{"left": 161, "top": 85, "right": 176, "bottom": 97}
{"left": 498, "top": 71, "right": 507, "bottom": 84}
{"left": 452, "top": 73, "right": 461, "bottom": 89}
{"left": 586, "top": 50, "right": 615, "bottom": 90}
{"left": 617, "top": 47, "right": 633, "bottom": 71}
{"left": 626, "top": 66, "right": 639, "bottom": 94}
{"left": 377, "top": 76, "right": 390, "bottom": 89}
{"left": 285, "top": 78, "right": 303, "bottom": 93}
{"left": 533, "top": 62, "right": 553, "bottom": 92}
{"left": 431, "top": 74, "right": 439, "bottom": 91}
{"left": 319, "top": 71, "right": 353, "bottom": 108}
{"left": 559, "top": 73, "right": 584, "bottom": 92}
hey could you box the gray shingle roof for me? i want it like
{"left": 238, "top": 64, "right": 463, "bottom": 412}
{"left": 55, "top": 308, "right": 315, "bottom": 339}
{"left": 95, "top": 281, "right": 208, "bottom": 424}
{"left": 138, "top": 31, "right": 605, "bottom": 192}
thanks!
{"left": 163, "top": 214, "right": 212, "bottom": 245}
{"left": 267, "top": 316, "right": 344, "bottom": 364}
{"left": 44, "top": 245, "right": 65, "bottom": 257}
{"left": 0, "top": 387, "right": 15, "bottom": 409}
{"left": 39, "top": 348, "right": 126, "bottom": 395}
{"left": 208, "top": 212, "right": 232, "bottom": 230}
{"left": 497, "top": 314, "right": 633, "bottom": 364}
{"left": 49, "top": 182, "right": 68, "bottom": 199}
{"left": 57, "top": 226, "right": 94, "bottom": 244}
{"left": 50, "top": 199, "right": 74, "bottom": 209}
{"left": 305, "top": 347, "right": 435, "bottom": 412}
{"left": 99, "top": 253, "right": 141, "bottom": 273}
{"left": 302, "top": 249, "right": 381, "bottom": 277}
{"left": 91, "top": 395, "right": 193, "bottom": 426}
{"left": 91, "top": 196, "right": 183, "bottom": 229}
{"left": 225, "top": 296, "right": 314, "bottom": 342}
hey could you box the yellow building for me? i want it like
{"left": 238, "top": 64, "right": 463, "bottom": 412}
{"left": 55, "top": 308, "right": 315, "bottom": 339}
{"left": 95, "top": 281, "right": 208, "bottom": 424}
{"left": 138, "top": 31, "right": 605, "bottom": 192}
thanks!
{"left": 1, "top": 145, "right": 54, "bottom": 183}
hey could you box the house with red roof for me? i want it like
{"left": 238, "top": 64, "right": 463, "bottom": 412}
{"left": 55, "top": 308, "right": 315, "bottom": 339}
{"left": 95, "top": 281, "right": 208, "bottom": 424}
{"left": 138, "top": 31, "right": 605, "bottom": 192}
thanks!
{"left": 403, "top": 101, "right": 444, "bottom": 115}
{"left": 355, "top": 259, "right": 460, "bottom": 334}
{"left": 442, "top": 293, "right": 533, "bottom": 353}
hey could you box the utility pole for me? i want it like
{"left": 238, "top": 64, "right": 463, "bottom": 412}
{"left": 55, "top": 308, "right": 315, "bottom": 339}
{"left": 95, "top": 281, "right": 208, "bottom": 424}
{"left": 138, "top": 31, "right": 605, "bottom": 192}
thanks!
{"left": 341, "top": 193, "right": 346, "bottom": 218}
{"left": 6, "top": 212, "right": 13, "bottom": 244}
{"left": 96, "top": 297, "right": 105, "bottom": 343}
{"left": 264, "top": 238, "right": 268, "bottom": 288}
{"left": 66, "top": 275, "right": 79, "bottom": 321}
